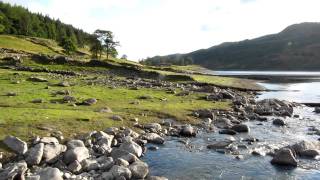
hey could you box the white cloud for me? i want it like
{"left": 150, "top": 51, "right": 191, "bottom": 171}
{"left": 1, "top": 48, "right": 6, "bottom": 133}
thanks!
{"left": 4, "top": 0, "right": 320, "bottom": 60}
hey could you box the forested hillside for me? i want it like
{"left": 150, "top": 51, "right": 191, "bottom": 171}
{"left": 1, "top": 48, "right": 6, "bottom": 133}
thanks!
{"left": 0, "top": 1, "right": 92, "bottom": 47}
{"left": 142, "top": 23, "right": 320, "bottom": 70}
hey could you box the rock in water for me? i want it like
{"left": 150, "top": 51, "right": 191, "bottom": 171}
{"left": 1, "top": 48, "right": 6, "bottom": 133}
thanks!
{"left": 26, "top": 143, "right": 44, "bottom": 166}
{"left": 271, "top": 148, "right": 298, "bottom": 166}
{"left": 129, "top": 161, "right": 149, "bottom": 179}
{"left": 273, "top": 118, "right": 286, "bottom": 126}
{"left": 179, "top": 125, "right": 196, "bottom": 137}
{"left": 315, "top": 107, "right": 320, "bottom": 113}
{"left": 231, "top": 124, "right": 250, "bottom": 133}
{"left": 142, "top": 133, "right": 165, "bottom": 144}
{"left": 3, "top": 135, "right": 28, "bottom": 154}
{"left": 219, "top": 129, "right": 237, "bottom": 135}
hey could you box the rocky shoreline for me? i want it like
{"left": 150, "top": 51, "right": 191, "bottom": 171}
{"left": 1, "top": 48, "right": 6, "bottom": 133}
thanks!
{"left": 2, "top": 80, "right": 320, "bottom": 179}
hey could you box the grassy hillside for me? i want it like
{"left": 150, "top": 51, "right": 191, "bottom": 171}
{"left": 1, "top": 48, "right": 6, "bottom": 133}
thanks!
{"left": 0, "top": 35, "right": 58, "bottom": 55}
{"left": 143, "top": 22, "right": 320, "bottom": 70}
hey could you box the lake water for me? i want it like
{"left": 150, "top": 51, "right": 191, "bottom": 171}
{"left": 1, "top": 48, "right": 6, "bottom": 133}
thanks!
{"left": 142, "top": 71, "right": 320, "bottom": 180}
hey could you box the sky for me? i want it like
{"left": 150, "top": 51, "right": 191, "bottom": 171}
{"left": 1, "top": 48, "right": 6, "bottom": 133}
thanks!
{"left": 4, "top": 0, "right": 320, "bottom": 60}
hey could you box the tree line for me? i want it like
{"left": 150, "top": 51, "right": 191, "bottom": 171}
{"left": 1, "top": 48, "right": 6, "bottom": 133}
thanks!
{"left": 0, "top": 1, "right": 92, "bottom": 48}
{"left": 0, "top": 2, "right": 123, "bottom": 59}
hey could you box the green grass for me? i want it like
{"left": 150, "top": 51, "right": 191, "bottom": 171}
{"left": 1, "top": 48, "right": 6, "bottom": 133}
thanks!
{"left": 0, "top": 35, "right": 58, "bottom": 55}
{"left": 0, "top": 68, "right": 230, "bottom": 143}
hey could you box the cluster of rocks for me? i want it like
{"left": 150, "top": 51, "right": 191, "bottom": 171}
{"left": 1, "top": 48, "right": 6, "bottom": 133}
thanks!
{"left": 0, "top": 125, "right": 171, "bottom": 180}
{"left": 271, "top": 140, "right": 320, "bottom": 166}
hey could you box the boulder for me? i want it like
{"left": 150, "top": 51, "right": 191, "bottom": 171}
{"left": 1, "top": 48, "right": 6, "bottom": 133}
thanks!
{"left": 111, "top": 115, "right": 123, "bottom": 121}
{"left": 42, "top": 144, "right": 67, "bottom": 163}
{"left": 231, "top": 124, "right": 250, "bottom": 133}
{"left": 271, "top": 148, "right": 297, "bottom": 166}
{"left": 28, "top": 77, "right": 48, "bottom": 82}
{"left": 66, "top": 140, "right": 85, "bottom": 149}
{"left": 207, "top": 140, "right": 233, "bottom": 150}
{"left": 115, "top": 158, "right": 129, "bottom": 167}
{"left": 119, "top": 141, "right": 142, "bottom": 157}
{"left": 109, "top": 165, "right": 132, "bottom": 180}
{"left": 144, "top": 123, "right": 162, "bottom": 131}
{"left": 129, "top": 161, "right": 149, "bottom": 179}
{"left": 3, "top": 135, "right": 28, "bottom": 154}
{"left": 315, "top": 107, "right": 320, "bottom": 113}
{"left": 142, "top": 133, "right": 165, "bottom": 144}
{"left": 290, "top": 140, "right": 320, "bottom": 157}
{"left": 219, "top": 129, "right": 237, "bottom": 135}
{"left": 81, "top": 159, "right": 100, "bottom": 171}
{"left": 63, "top": 147, "right": 90, "bottom": 164}
{"left": 273, "top": 118, "right": 286, "bottom": 126}
{"left": 179, "top": 125, "right": 196, "bottom": 137}
{"left": 68, "top": 160, "right": 82, "bottom": 173}
{"left": 39, "top": 137, "right": 59, "bottom": 144}
{"left": 26, "top": 143, "right": 44, "bottom": 166}
{"left": 82, "top": 98, "right": 97, "bottom": 105}
{"left": 0, "top": 161, "right": 27, "bottom": 180}
{"left": 214, "top": 118, "right": 232, "bottom": 129}
{"left": 38, "top": 167, "right": 63, "bottom": 180}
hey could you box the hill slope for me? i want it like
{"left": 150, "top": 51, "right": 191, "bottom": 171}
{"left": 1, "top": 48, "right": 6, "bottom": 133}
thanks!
{"left": 144, "top": 22, "right": 320, "bottom": 70}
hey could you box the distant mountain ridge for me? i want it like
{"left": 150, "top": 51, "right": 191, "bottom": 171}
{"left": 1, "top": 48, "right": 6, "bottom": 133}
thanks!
{"left": 143, "top": 22, "right": 320, "bottom": 70}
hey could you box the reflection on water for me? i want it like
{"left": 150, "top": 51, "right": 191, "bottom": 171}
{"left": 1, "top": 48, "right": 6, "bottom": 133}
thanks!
{"left": 258, "top": 81, "right": 320, "bottom": 103}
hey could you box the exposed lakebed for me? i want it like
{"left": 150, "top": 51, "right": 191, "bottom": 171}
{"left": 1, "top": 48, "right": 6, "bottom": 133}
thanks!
{"left": 143, "top": 71, "right": 320, "bottom": 179}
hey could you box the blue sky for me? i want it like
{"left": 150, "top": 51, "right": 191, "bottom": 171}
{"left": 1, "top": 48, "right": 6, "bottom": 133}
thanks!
{"left": 4, "top": 0, "right": 320, "bottom": 60}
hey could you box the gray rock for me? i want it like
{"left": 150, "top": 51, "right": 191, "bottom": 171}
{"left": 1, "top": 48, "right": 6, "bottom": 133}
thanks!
{"left": 43, "top": 144, "right": 67, "bottom": 163}
{"left": 119, "top": 141, "right": 142, "bottom": 157}
{"left": 38, "top": 167, "right": 63, "bottom": 180}
{"left": 214, "top": 118, "right": 232, "bottom": 129}
{"left": 66, "top": 139, "right": 85, "bottom": 149}
{"left": 231, "top": 124, "right": 250, "bottom": 133}
{"left": 315, "top": 107, "right": 320, "bottom": 113}
{"left": 144, "top": 123, "right": 162, "bottom": 131}
{"left": 179, "top": 125, "right": 196, "bottom": 137}
{"left": 63, "top": 147, "right": 90, "bottom": 164}
{"left": 26, "top": 143, "right": 44, "bottom": 166}
{"left": 25, "top": 175, "right": 40, "bottom": 180}
{"left": 207, "top": 141, "right": 233, "bottom": 150}
{"left": 28, "top": 77, "right": 48, "bottom": 82}
{"left": 115, "top": 158, "right": 129, "bottom": 167}
{"left": 273, "top": 118, "right": 286, "bottom": 126}
{"left": 271, "top": 148, "right": 297, "bottom": 166}
{"left": 219, "top": 129, "right": 237, "bottom": 135}
{"left": 146, "top": 176, "right": 169, "bottom": 180}
{"left": 82, "top": 98, "right": 97, "bottom": 105}
{"left": 300, "top": 149, "right": 320, "bottom": 158}
{"left": 68, "top": 160, "right": 82, "bottom": 173}
{"left": 129, "top": 161, "right": 149, "bottom": 179}
{"left": 81, "top": 158, "right": 100, "bottom": 171}
{"left": 57, "top": 81, "right": 70, "bottom": 87}
{"left": 0, "top": 161, "right": 27, "bottom": 180}
{"left": 290, "top": 140, "right": 320, "bottom": 157}
{"left": 109, "top": 165, "right": 132, "bottom": 180}
{"left": 39, "top": 137, "right": 59, "bottom": 144}
{"left": 111, "top": 115, "right": 123, "bottom": 121}
{"left": 142, "top": 133, "right": 165, "bottom": 144}
{"left": 3, "top": 135, "right": 28, "bottom": 154}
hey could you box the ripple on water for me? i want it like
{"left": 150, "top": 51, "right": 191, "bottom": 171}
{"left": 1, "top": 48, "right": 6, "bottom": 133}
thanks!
{"left": 142, "top": 106, "right": 320, "bottom": 179}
